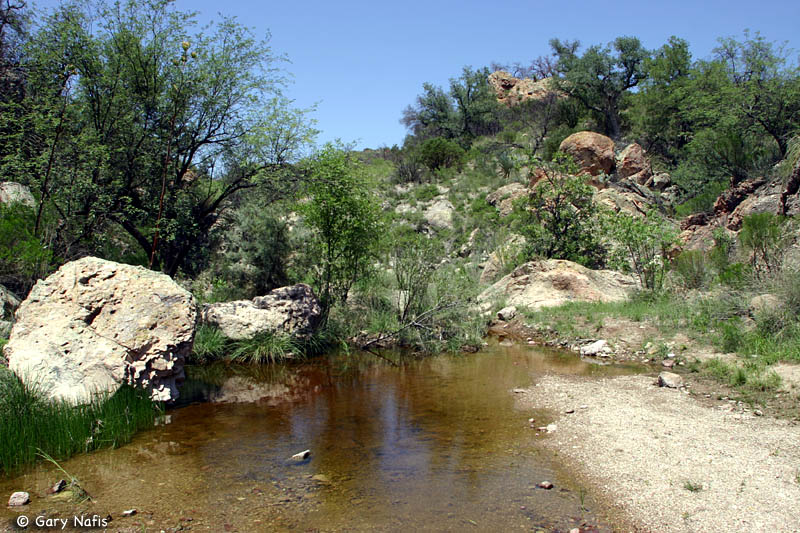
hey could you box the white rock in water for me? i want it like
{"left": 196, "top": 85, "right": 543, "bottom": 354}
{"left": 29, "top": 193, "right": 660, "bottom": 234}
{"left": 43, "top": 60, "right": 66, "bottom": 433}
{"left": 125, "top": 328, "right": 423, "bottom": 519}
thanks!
{"left": 290, "top": 450, "right": 311, "bottom": 461}
{"left": 8, "top": 491, "right": 29, "bottom": 506}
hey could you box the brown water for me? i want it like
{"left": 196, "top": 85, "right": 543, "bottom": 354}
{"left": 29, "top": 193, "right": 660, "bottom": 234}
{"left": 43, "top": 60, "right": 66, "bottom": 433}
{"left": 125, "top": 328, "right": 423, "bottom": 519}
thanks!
{"left": 1, "top": 342, "right": 640, "bottom": 532}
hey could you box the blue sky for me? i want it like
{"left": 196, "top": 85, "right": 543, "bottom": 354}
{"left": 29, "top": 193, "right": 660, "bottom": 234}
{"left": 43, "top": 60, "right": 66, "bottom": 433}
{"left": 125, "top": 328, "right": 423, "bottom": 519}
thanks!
{"left": 38, "top": 0, "right": 800, "bottom": 150}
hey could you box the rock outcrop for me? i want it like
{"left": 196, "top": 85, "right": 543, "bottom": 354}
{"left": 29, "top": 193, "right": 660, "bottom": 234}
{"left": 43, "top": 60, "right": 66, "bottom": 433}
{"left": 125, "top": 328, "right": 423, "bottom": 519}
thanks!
{"left": 616, "top": 143, "right": 652, "bottom": 184}
{"left": 4, "top": 257, "right": 196, "bottom": 403}
{"left": 423, "top": 199, "right": 455, "bottom": 230}
{"left": 0, "top": 182, "right": 35, "bottom": 208}
{"left": 201, "top": 284, "right": 322, "bottom": 340}
{"left": 486, "top": 182, "right": 527, "bottom": 217}
{"left": 488, "top": 71, "right": 559, "bottom": 106}
{"left": 478, "top": 259, "right": 636, "bottom": 310}
{"left": 559, "top": 132, "right": 615, "bottom": 177}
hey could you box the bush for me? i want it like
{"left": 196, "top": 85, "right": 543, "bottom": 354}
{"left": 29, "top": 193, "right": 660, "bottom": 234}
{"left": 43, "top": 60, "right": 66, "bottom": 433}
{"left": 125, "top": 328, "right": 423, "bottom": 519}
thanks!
{"left": 515, "top": 152, "right": 607, "bottom": 268}
{"left": 0, "top": 204, "right": 55, "bottom": 295}
{"left": 672, "top": 250, "right": 711, "bottom": 290}
{"left": 606, "top": 210, "right": 678, "bottom": 291}
{"left": 417, "top": 137, "right": 465, "bottom": 172}
{"left": 738, "top": 212, "right": 793, "bottom": 278}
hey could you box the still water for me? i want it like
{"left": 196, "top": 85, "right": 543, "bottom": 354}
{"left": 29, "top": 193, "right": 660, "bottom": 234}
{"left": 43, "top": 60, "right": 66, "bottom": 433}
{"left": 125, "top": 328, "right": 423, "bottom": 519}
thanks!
{"left": 1, "top": 342, "right": 640, "bottom": 532}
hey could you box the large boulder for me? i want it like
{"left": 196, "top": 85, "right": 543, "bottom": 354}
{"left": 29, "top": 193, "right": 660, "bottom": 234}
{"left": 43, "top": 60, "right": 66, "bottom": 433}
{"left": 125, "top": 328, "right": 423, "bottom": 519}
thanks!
{"left": 4, "top": 257, "right": 196, "bottom": 403}
{"left": 616, "top": 143, "right": 652, "bottom": 184}
{"left": 478, "top": 259, "right": 636, "bottom": 310}
{"left": 0, "top": 182, "right": 35, "bottom": 208}
{"left": 201, "top": 284, "right": 322, "bottom": 340}
{"left": 559, "top": 132, "right": 615, "bottom": 177}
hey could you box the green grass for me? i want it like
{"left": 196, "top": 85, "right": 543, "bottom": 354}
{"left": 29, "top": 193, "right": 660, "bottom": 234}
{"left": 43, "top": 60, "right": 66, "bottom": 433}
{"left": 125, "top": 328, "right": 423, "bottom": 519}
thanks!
{"left": 683, "top": 481, "right": 704, "bottom": 492}
{"left": 0, "top": 367, "right": 161, "bottom": 476}
{"left": 229, "top": 331, "right": 303, "bottom": 364}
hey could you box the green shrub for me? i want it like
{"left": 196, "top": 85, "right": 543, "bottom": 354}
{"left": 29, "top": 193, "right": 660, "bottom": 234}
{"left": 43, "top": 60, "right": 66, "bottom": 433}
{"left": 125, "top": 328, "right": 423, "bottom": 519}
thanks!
{"left": 0, "top": 204, "right": 55, "bottom": 295}
{"left": 739, "top": 212, "right": 793, "bottom": 278}
{"left": 515, "top": 153, "right": 607, "bottom": 268}
{"left": 606, "top": 210, "right": 678, "bottom": 291}
{"left": 672, "top": 250, "right": 711, "bottom": 290}
{"left": 417, "top": 137, "right": 465, "bottom": 172}
{"left": 414, "top": 183, "right": 440, "bottom": 203}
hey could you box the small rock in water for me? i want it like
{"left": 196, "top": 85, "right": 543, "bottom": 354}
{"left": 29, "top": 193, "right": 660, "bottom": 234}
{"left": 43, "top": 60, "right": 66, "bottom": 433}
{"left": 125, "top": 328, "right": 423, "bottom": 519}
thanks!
{"left": 537, "top": 481, "right": 554, "bottom": 490}
{"left": 289, "top": 449, "right": 311, "bottom": 462}
{"left": 121, "top": 509, "right": 137, "bottom": 517}
{"left": 47, "top": 479, "right": 67, "bottom": 494}
{"left": 512, "top": 388, "right": 526, "bottom": 394}
{"left": 311, "top": 474, "right": 331, "bottom": 484}
{"left": 8, "top": 492, "right": 29, "bottom": 506}
{"left": 658, "top": 372, "right": 683, "bottom": 389}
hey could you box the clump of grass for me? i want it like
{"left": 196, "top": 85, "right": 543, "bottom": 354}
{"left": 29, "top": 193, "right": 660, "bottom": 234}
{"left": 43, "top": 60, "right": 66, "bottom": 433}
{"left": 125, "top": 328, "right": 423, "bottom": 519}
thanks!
{"left": 191, "top": 324, "right": 227, "bottom": 362}
{"left": 229, "top": 331, "right": 302, "bottom": 364}
{"left": 0, "top": 369, "right": 161, "bottom": 476}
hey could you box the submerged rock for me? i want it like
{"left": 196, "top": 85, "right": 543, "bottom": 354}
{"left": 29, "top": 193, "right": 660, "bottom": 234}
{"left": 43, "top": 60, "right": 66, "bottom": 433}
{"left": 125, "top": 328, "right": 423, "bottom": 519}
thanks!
{"left": 201, "top": 284, "right": 322, "bottom": 340}
{"left": 5, "top": 257, "right": 196, "bottom": 403}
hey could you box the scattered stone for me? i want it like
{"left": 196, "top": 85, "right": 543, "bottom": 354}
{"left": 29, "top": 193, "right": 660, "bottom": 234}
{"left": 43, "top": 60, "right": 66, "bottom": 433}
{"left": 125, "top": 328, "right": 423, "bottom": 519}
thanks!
{"left": 546, "top": 424, "right": 557, "bottom": 434}
{"left": 289, "top": 450, "right": 311, "bottom": 462}
{"left": 537, "top": 481, "right": 554, "bottom": 490}
{"left": 754, "top": 410, "right": 763, "bottom": 417}
{"left": 579, "top": 405, "right": 588, "bottom": 410}
{"left": 512, "top": 389, "right": 526, "bottom": 394}
{"left": 658, "top": 372, "right": 683, "bottom": 389}
{"left": 666, "top": 352, "right": 676, "bottom": 359}
{"left": 661, "top": 359, "right": 675, "bottom": 368}
{"left": 565, "top": 408, "right": 575, "bottom": 414}
{"left": 497, "top": 306, "right": 518, "bottom": 321}
{"left": 580, "top": 340, "right": 611, "bottom": 357}
{"left": 121, "top": 509, "right": 137, "bottom": 517}
{"left": 47, "top": 480, "right": 67, "bottom": 495}
{"left": 311, "top": 474, "right": 331, "bottom": 484}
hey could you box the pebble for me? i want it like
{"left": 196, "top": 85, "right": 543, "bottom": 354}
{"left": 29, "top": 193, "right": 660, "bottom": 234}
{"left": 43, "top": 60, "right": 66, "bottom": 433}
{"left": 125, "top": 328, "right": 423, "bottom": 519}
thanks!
{"left": 565, "top": 409, "right": 575, "bottom": 414}
{"left": 513, "top": 388, "right": 526, "bottom": 394}
{"left": 122, "top": 509, "right": 137, "bottom": 517}
{"left": 8, "top": 492, "right": 29, "bottom": 506}
{"left": 537, "top": 481, "right": 554, "bottom": 489}
{"left": 754, "top": 410, "right": 763, "bottom": 416}
{"left": 661, "top": 359, "right": 675, "bottom": 368}
{"left": 546, "top": 424, "right": 557, "bottom": 433}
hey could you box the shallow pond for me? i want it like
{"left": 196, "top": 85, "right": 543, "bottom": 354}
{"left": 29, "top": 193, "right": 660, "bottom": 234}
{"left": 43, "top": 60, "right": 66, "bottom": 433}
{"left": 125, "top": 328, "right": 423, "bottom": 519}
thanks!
{"left": 1, "top": 341, "right": 641, "bottom": 532}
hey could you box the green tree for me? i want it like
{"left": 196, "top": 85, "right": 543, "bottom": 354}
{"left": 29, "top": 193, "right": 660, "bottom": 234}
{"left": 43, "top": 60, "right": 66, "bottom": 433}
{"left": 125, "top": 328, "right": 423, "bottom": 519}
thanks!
{"left": 0, "top": 0, "right": 315, "bottom": 277}
{"left": 550, "top": 36, "right": 649, "bottom": 139}
{"left": 301, "top": 145, "right": 383, "bottom": 316}
{"left": 417, "top": 137, "right": 464, "bottom": 172}
{"left": 606, "top": 211, "right": 678, "bottom": 291}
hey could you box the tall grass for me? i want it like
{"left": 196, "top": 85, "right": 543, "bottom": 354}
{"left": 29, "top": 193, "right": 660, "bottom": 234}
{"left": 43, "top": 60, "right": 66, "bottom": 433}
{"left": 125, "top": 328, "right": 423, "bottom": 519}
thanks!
{"left": 0, "top": 368, "right": 161, "bottom": 476}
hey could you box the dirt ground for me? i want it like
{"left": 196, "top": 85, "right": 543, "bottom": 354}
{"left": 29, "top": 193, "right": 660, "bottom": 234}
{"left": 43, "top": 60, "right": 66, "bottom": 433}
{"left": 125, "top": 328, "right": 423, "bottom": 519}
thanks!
{"left": 517, "top": 373, "right": 800, "bottom": 532}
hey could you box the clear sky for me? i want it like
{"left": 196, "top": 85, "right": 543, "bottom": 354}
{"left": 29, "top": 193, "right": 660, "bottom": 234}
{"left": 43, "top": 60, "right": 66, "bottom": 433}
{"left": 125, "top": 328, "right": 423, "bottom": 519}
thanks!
{"left": 37, "top": 0, "right": 800, "bottom": 150}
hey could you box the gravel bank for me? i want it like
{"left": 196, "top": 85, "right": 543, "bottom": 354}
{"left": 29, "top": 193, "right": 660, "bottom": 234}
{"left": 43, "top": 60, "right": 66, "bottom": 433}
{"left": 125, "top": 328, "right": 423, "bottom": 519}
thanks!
{"left": 518, "top": 374, "right": 800, "bottom": 532}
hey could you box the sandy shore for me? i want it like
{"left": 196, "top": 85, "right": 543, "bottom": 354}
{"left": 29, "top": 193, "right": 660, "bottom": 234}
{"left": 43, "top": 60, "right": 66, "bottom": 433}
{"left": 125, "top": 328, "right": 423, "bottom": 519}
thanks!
{"left": 518, "top": 374, "right": 800, "bottom": 532}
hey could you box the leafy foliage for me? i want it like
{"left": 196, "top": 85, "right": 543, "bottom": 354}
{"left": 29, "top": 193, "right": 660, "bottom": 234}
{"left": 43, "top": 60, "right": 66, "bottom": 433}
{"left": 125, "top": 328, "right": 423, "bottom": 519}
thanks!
{"left": 606, "top": 211, "right": 678, "bottom": 291}
{"left": 515, "top": 153, "right": 606, "bottom": 267}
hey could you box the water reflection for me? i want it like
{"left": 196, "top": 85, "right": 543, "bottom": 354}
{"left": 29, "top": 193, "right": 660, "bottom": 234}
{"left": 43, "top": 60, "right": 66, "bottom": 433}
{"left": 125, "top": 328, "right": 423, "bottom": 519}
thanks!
{"left": 0, "top": 341, "right": 638, "bottom": 531}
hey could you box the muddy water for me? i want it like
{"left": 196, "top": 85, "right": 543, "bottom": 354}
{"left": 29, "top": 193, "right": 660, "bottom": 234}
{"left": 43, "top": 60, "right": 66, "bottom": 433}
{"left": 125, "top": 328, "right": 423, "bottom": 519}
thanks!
{"left": 1, "top": 342, "right": 640, "bottom": 532}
